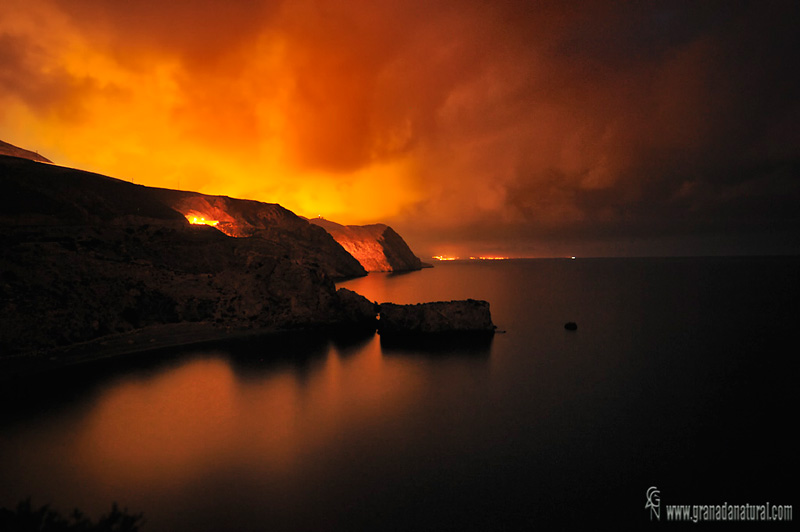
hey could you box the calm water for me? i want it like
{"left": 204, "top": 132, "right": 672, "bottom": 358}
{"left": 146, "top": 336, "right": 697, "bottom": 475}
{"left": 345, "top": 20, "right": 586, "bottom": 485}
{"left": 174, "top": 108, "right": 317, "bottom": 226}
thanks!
{"left": 1, "top": 258, "right": 796, "bottom": 529}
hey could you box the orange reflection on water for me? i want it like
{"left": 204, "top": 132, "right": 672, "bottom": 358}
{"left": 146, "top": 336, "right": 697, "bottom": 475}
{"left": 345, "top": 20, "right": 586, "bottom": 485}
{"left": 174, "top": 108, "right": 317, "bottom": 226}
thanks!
{"left": 74, "top": 357, "right": 239, "bottom": 487}
{"left": 235, "top": 337, "right": 425, "bottom": 472}
{"left": 67, "top": 337, "right": 425, "bottom": 489}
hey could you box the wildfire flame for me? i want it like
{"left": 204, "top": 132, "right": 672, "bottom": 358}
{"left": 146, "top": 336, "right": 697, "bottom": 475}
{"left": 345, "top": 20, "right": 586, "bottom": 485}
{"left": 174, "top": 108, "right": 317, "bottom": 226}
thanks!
{"left": 186, "top": 215, "right": 219, "bottom": 226}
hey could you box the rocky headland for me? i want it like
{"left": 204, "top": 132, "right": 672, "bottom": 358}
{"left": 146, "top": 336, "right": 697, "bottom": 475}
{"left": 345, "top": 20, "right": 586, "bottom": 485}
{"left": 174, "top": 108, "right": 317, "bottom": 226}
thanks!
{"left": 309, "top": 218, "right": 423, "bottom": 272}
{"left": 0, "top": 147, "right": 492, "bottom": 376}
{"left": 0, "top": 154, "right": 372, "bottom": 370}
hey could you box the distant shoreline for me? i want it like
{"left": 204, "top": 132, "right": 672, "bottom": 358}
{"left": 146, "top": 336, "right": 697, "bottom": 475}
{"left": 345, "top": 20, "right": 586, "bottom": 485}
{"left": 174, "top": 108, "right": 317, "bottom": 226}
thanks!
{"left": 426, "top": 254, "right": 800, "bottom": 262}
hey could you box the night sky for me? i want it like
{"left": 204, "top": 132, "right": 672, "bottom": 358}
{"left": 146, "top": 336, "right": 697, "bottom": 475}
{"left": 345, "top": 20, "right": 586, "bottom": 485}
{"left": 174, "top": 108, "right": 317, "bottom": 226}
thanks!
{"left": 1, "top": 1, "right": 798, "bottom": 257}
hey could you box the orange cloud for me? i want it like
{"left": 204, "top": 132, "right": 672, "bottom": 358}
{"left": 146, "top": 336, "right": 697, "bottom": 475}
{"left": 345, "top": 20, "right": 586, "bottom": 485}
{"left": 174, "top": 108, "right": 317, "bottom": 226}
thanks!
{"left": 1, "top": 0, "right": 798, "bottom": 256}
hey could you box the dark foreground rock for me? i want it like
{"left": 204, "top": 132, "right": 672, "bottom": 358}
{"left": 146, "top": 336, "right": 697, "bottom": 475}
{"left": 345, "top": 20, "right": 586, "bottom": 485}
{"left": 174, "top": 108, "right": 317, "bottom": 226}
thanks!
{"left": 0, "top": 151, "right": 486, "bottom": 377}
{"left": 0, "top": 154, "right": 366, "bottom": 281}
{"left": 0, "top": 155, "right": 371, "bottom": 369}
{"left": 335, "top": 288, "right": 378, "bottom": 328}
{"left": 0, "top": 222, "right": 374, "bottom": 359}
{"left": 378, "top": 299, "right": 496, "bottom": 335}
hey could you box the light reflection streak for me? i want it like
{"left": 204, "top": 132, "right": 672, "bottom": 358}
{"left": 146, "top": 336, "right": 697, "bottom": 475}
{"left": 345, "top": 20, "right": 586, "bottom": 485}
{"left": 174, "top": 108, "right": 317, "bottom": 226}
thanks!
{"left": 61, "top": 337, "right": 426, "bottom": 488}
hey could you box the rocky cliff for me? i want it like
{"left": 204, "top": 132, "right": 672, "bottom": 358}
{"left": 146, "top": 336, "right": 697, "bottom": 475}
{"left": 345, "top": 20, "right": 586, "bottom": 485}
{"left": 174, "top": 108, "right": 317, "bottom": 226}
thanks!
{"left": 155, "top": 191, "right": 366, "bottom": 280}
{"left": 309, "top": 218, "right": 423, "bottom": 272}
{"left": 0, "top": 154, "right": 370, "bottom": 363}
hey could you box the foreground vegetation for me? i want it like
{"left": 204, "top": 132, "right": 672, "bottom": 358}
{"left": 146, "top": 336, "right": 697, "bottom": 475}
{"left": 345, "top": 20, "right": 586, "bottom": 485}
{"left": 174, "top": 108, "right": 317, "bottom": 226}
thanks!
{"left": 0, "top": 499, "right": 144, "bottom": 532}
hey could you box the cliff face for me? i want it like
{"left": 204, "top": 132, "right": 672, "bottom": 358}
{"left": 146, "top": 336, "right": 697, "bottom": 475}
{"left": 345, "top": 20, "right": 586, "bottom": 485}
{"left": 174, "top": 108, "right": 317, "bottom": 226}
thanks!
{"left": 0, "top": 155, "right": 365, "bottom": 280}
{"left": 309, "top": 218, "right": 423, "bottom": 272}
{"left": 0, "top": 155, "right": 368, "bottom": 358}
{"left": 154, "top": 191, "right": 366, "bottom": 280}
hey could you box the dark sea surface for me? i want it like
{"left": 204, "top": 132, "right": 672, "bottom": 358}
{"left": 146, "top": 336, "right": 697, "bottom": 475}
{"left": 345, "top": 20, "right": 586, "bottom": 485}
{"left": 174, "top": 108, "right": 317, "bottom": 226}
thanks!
{"left": 1, "top": 257, "right": 796, "bottom": 530}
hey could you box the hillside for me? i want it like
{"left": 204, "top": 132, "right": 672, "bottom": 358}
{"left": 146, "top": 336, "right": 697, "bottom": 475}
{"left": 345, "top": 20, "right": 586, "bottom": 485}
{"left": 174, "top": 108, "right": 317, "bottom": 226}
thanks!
{"left": 0, "top": 140, "right": 52, "bottom": 163}
{"left": 0, "top": 155, "right": 366, "bottom": 279}
{"left": 309, "top": 218, "right": 423, "bottom": 272}
{"left": 0, "top": 154, "right": 374, "bottom": 367}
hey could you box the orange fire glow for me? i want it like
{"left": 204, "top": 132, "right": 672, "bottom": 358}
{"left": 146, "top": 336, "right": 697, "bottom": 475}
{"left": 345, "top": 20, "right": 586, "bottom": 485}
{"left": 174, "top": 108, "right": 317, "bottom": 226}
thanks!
{"left": 4, "top": 1, "right": 788, "bottom": 259}
{"left": 0, "top": 1, "right": 427, "bottom": 227}
{"left": 186, "top": 215, "right": 219, "bottom": 226}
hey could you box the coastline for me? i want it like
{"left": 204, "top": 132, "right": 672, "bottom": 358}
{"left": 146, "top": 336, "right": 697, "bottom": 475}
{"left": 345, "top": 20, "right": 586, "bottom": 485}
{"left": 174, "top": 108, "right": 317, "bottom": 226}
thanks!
{"left": 0, "top": 321, "right": 366, "bottom": 381}
{"left": 0, "top": 292, "right": 498, "bottom": 381}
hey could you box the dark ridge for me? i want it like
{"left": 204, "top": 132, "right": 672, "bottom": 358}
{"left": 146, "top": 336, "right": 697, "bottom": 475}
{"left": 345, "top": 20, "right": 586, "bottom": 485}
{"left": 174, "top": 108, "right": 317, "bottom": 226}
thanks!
{"left": 0, "top": 155, "right": 370, "bottom": 369}
{"left": 0, "top": 139, "right": 52, "bottom": 164}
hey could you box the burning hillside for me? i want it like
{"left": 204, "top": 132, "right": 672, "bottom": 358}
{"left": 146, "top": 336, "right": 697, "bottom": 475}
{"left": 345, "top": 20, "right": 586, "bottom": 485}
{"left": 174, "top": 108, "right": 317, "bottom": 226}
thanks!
{"left": 0, "top": 154, "right": 375, "bottom": 363}
{"left": 310, "top": 218, "right": 423, "bottom": 272}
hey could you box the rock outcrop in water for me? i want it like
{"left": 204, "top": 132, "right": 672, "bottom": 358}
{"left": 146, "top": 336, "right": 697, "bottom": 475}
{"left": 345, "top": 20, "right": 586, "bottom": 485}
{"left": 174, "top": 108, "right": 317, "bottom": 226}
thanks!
{"left": 0, "top": 154, "right": 370, "bottom": 362}
{"left": 309, "top": 218, "right": 423, "bottom": 272}
{"left": 378, "top": 299, "right": 495, "bottom": 335}
{"left": 336, "top": 288, "right": 379, "bottom": 327}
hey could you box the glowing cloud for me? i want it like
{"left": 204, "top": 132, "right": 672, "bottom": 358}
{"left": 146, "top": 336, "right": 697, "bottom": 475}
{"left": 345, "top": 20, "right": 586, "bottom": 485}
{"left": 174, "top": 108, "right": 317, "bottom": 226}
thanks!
{"left": 1, "top": 0, "right": 798, "bottom": 256}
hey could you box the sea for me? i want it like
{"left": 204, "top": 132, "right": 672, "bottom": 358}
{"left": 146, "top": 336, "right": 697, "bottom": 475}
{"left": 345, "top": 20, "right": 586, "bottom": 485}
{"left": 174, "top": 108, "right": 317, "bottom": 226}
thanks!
{"left": 1, "top": 257, "right": 796, "bottom": 530}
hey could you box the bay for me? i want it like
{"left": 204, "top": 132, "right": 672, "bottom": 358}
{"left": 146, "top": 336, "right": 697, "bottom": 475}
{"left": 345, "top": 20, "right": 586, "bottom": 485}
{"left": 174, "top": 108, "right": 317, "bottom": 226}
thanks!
{"left": 1, "top": 257, "right": 796, "bottom": 529}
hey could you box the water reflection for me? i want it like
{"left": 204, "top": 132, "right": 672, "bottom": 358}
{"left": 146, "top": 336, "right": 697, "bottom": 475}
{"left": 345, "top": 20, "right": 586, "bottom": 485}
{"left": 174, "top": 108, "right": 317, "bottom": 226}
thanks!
{"left": 4, "top": 258, "right": 795, "bottom": 530}
{"left": 1, "top": 327, "right": 491, "bottom": 530}
{"left": 74, "top": 356, "right": 240, "bottom": 487}
{"left": 379, "top": 331, "right": 494, "bottom": 357}
{"left": 209, "top": 330, "right": 333, "bottom": 378}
